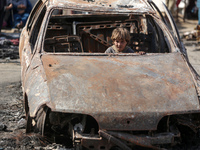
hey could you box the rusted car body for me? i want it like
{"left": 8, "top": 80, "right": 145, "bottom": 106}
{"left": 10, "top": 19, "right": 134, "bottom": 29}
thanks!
{"left": 19, "top": 0, "right": 200, "bottom": 149}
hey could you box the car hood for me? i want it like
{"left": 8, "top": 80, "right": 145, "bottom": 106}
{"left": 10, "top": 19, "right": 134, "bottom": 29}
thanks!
{"left": 41, "top": 53, "right": 199, "bottom": 130}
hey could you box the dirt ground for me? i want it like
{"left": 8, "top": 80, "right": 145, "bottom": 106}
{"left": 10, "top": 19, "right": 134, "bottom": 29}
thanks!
{"left": 0, "top": 18, "right": 200, "bottom": 150}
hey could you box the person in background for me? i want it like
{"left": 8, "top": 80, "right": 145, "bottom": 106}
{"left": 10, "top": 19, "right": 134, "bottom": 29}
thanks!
{"left": 176, "top": 0, "right": 181, "bottom": 7}
{"left": 166, "top": 0, "right": 176, "bottom": 16}
{"left": 0, "top": 0, "right": 7, "bottom": 35}
{"left": 3, "top": 0, "right": 13, "bottom": 29}
{"left": 12, "top": 0, "right": 32, "bottom": 29}
{"left": 196, "top": 0, "right": 200, "bottom": 29}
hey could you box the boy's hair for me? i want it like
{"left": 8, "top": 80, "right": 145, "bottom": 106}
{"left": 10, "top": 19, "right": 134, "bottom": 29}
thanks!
{"left": 111, "top": 27, "right": 131, "bottom": 44}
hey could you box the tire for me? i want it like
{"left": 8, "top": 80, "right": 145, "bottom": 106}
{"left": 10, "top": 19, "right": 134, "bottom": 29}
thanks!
{"left": 34, "top": 106, "right": 49, "bottom": 136}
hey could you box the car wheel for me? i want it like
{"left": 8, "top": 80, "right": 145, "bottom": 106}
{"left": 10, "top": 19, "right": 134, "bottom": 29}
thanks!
{"left": 34, "top": 106, "right": 49, "bottom": 136}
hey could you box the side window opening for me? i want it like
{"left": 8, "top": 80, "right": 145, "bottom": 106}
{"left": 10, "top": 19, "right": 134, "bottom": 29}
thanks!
{"left": 29, "top": 6, "right": 46, "bottom": 52}
{"left": 43, "top": 9, "right": 169, "bottom": 54}
{"left": 147, "top": 16, "right": 169, "bottom": 53}
{"left": 148, "top": 1, "right": 181, "bottom": 49}
{"left": 27, "top": 0, "right": 44, "bottom": 33}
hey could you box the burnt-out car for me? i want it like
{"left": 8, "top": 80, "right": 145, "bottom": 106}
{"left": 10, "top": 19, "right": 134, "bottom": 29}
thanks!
{"left": 19, "top": 0, "right": 200, "bottom": 149}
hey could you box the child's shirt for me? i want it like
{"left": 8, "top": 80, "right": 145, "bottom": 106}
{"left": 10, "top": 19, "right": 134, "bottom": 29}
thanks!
{"left": 105, "top": 45, "right": 134, "bottom": 53}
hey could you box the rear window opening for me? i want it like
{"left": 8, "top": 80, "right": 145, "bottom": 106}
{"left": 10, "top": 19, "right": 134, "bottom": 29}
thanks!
{"left": 43, "top": 9, "right": 170, "bottom": 54}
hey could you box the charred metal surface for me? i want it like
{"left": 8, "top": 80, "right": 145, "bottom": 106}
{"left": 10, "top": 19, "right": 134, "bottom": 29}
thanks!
{"left": 81, "top": 138, "right": 115, "bottom": 150}
{"left": 49, "top": 0, "right": 154, "bottom": 13}
{"left": 45, "top": 35, "right": 84, "bottom": 52}
{"left": 107, "top": 131, "right": 180, "bottom": 148}
{"left": 99, "top": 130, "right": 132, "bottom": 150}
{"left": 40, "top": 52, "right": 198, "bottom": 130}
{"left": 74, "top": 132, "right": 115, "bottom": 150}
{"left": 19, "top": 0, "right": 200, "bottom": 149}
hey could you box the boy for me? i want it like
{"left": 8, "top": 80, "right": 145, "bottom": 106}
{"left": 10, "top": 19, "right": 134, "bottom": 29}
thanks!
{"left": 105, "top": 27, "right": 134, "bottom": 53}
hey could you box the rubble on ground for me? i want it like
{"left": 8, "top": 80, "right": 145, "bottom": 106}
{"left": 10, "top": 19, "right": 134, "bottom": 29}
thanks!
{"left": 0, "top": 82, "right": 72, "bottom": 150}
{"left": 0, "top": 32, "right": 20, "bottom": 59}
{"left": 182, "top": 30, "right": 197, "bottom": 41}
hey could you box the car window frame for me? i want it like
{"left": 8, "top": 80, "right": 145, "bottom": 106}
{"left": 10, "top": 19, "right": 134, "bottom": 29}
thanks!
{"left": 40, "top": 6, "right": 179, "bottom": 55}
{"left": 26, "top": 0, "right": 44, "bottom": 34}
{"left": 151, "top": 14, "right": 179, "bottom": 53}
{"left": 148, "top": 1, "right": 181, "bottom": 49}
{"left": 29, "top": 5, "right": 47, "bottom": 53}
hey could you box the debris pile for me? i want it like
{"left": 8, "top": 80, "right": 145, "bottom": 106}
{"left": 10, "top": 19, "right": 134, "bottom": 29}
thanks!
{"left": 182, "top": 30, "right": 197, "bottom": 41}
{"left": 0, "top": 32, "right": 20, "bottom": 59}
{"left": 0, "top": 82, "right": 72, "bottom": 150}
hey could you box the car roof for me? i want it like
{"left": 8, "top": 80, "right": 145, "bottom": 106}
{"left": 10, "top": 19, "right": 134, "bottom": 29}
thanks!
{"left": 45, "top": 0, "right": 155, "bottom": 14}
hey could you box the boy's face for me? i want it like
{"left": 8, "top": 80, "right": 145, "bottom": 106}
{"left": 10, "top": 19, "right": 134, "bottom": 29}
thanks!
{"left": 114, "top": 39, "right": 127, "bottom": 52}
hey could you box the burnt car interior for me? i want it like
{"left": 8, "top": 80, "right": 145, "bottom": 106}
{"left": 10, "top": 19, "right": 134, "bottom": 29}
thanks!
{"left": 43, "top": 9, "right": 170, "bottom": 54}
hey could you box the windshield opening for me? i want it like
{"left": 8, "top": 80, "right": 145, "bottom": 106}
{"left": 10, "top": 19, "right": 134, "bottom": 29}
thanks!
{"left": 43, "top": 9, "right": 170, "bottom": 54}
